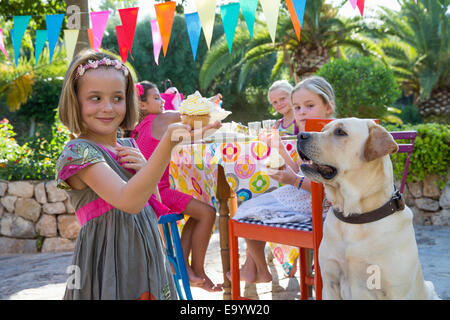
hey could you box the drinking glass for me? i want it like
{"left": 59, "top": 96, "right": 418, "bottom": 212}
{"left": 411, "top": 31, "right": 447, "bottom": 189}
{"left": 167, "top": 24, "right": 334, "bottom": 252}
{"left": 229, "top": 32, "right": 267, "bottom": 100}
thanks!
{"left": 262, "top": 119, "right": 277, "bottom": 131}
{"left": 248, "top": 121, "right": 262, "bottom": 137}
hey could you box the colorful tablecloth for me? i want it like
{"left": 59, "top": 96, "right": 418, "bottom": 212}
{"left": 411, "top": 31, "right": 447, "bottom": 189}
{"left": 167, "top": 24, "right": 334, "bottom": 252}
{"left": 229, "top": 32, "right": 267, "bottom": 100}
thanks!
{"left": 169, "top": 139, "right": 301, "bottom": 275}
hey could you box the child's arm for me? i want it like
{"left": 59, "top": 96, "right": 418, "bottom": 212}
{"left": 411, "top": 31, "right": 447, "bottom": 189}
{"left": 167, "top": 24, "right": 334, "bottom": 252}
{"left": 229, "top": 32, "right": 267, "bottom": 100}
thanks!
{"left": 72, "top": 122, "right": 220, "bottom": 214}
{"left": 267, "top": 166, "right": 311, "bottom": 192}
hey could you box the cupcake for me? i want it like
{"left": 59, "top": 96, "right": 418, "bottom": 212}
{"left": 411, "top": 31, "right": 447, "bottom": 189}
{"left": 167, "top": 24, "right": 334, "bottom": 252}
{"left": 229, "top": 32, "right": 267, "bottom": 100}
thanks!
{"left": 264, "top": 150, "right": 286, "bottom": 170}
{"left": 179, "top": 91, "right": 214, "bottom": 129}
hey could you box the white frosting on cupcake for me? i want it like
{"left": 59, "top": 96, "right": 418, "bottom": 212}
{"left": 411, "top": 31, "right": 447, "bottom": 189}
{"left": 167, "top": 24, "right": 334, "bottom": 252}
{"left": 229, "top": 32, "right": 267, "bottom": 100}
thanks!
{"left": 179, "top": 91, "right": 214, "bottom": 115}
{"left": 264, "top": 150, "right": 285, "bottom": 169}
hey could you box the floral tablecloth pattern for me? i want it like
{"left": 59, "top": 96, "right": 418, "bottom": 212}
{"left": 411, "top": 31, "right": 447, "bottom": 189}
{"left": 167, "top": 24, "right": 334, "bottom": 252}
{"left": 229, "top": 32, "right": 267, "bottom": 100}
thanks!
{"left": 169, "top": 139, "right": 301, "bottom": 274}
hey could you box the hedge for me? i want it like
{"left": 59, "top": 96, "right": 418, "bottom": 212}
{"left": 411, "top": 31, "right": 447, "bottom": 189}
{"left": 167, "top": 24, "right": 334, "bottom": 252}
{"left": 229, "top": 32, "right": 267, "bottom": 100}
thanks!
{"left": 385, "top": 123, "right": 450, "bottom": 188}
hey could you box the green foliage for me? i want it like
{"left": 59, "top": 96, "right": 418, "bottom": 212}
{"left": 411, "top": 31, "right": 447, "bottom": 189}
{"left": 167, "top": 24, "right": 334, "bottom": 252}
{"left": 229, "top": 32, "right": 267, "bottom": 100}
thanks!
{"left": 0, "top": 115, "right": 70, "bottom": 181}
{"left": 316, "top": 57, "right": 401, "bottom": 118}
{"left": 385, "top": 123, "right": 450, "bottom": 188}
{"left": 373, "top": 0, "right": 449, "bottom": 102}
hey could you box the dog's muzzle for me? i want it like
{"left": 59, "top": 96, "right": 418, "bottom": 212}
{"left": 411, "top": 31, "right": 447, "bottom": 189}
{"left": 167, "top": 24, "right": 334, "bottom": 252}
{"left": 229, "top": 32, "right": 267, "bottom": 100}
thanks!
{"left": 297, "top": 132, "right": 338, "bottom": 180}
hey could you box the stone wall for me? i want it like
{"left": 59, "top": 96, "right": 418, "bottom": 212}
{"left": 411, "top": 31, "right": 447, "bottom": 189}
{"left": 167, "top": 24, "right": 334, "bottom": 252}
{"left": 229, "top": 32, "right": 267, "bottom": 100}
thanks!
{"left": 402, "top": 174, "right": 450, "bottom": 226}
{"left": 0, "top": 176, "right": 448, "bottom": 254}
{"left": 0, "top": 180, "right": 80, "bottom": 254}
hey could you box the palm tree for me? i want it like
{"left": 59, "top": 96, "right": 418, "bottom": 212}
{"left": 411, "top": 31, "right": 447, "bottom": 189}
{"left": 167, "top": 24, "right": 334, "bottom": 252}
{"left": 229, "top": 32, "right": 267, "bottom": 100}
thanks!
{"left": 374, "top": 0, "right": 449, "bottom": 123}
{"left": 199, "top": 0, "right": 370, "bottom": 92}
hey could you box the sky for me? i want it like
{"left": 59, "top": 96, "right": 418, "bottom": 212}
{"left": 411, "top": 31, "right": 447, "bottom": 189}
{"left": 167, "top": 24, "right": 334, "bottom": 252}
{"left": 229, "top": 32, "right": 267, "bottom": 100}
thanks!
{"left": 90, "top": 0, "right": 402, "bottom": 21}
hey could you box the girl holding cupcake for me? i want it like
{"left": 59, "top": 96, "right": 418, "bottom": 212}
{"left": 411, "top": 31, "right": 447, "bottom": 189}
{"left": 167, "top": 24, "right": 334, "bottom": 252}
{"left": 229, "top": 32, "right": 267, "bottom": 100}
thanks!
{"left": 130, "top": 81, "right": 222, "bottom": 292}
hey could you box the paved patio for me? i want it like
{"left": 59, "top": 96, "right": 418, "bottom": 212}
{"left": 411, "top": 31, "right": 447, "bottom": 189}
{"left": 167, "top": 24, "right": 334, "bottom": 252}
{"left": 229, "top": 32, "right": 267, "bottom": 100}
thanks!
{"left": 0, "top": 224, "right": 449, "bottom": 300}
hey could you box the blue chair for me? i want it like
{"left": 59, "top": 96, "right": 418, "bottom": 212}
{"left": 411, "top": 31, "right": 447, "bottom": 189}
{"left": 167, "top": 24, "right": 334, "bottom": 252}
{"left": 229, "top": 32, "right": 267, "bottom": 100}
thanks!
{"left": 158, "top": 213, "right": 192, "bottom": 300}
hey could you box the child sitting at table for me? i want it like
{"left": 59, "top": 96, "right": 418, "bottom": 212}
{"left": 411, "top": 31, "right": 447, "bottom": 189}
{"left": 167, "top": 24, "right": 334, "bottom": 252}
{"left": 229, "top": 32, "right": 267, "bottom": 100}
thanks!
{"left": 268, "top": 80, "right": 299, "bottom": 136}
{"left": 229, "top": 76, "right": 335, "bottom": 283}
{"left": 130, "top": 81, "right": 222, "bottom": 292}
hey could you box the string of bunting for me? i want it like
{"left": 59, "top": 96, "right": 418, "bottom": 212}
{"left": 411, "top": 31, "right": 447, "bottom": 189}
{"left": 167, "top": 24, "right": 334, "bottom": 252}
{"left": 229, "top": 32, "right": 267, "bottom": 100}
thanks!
{"left": 0, "top": 0, "right": 417, "bottom": 67}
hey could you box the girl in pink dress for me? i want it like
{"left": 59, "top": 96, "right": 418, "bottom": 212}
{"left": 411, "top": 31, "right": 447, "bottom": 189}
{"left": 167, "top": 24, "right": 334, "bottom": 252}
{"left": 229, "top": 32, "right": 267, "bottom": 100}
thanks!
{"left": 130, "top": 81, "right": 222, "bottom": 292}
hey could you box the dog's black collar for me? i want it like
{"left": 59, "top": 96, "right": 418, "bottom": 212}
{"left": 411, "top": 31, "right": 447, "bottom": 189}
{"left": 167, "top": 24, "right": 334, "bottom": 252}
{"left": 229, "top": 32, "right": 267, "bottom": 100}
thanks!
{"left": 332, "top": 188, "right": 405, "bottom": 224}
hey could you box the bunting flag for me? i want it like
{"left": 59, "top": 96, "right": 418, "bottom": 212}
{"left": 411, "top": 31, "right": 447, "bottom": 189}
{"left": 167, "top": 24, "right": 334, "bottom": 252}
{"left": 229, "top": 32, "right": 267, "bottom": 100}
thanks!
{"left": 184, "top": 12, "right": 202, "bottom": 60}
{"left": 63, "top": 29, "right": 79, "bottom": 62}
{"left": 46, "top": 14, "right": 64, "bottom": 63}
{"left": 88, "top": 28, "right": 94, "bottom": 49}
{"left": 260, "top": 0, "right": 281, "bottom": 43}
{"left": 292, "top": 0, "right": 307, "bottom": 28}
{"left": 220, "top": 2, "right": 240, "bottom": 53}
{"left": 349, "top": 0, "right": 357, "bottom": 10}
{"left": 155, "top": 1, "right": 176, "bottom": 57}
{"left": 118, "top": 7, "right": 139, "bottom": 58}
{"left": 0, "top": 28, "right": 9, "bottom": 60}
{"left": 12, "top": 15, "right": 31, "bottom": 66}
{"left": 194, "top": 0, "right": 216, "bottom": 50}
{"left": 90, "top": 10, "right": 110, "bottom": 51}
{"left": 239, "top": 0, "right": 258, "bottom": 39}
{"left": 34, "top": 30, "right": 47, "bottom": 66}
{"left": 150, "top": 19, "right": 162, "bottom": 65}
{"left": 115, "top": 25, "right": 129, "bottom": 62}
{"left": 357, "top": 0, "right": 365, "bottom": 16}
{"left": 286, "top": 0, "right": 301, "bottom": 41}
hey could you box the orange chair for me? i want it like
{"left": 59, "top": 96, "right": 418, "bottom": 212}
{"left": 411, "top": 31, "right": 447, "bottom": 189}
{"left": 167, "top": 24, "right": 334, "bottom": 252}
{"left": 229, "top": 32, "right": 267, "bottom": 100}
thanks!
{"left": 228, "top": 118, "right": 331, "bottom": 300}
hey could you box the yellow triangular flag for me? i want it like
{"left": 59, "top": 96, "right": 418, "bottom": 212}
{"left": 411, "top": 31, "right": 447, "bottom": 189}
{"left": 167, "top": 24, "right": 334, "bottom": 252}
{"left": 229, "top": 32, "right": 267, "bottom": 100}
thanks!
{"left": 260, "top": 0, "right": 281, "bottom": 43}
{"left": 64, "top": 29, "right": 79, "bottom": 63}
{"left": 194, "top": 0, "right": 216, "bottom": 50}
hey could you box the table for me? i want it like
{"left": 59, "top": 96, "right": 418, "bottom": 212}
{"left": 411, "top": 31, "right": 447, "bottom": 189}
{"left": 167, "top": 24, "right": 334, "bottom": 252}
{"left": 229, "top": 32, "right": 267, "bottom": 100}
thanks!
{"left": 169, "top": 139, "right": 299, "bottom": 300}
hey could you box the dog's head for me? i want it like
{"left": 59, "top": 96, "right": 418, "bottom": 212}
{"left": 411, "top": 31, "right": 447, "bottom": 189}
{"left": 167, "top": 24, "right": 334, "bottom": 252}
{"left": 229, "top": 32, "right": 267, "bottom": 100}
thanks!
{"left": 297, "top": 118, "right": 398, "bottom": 185}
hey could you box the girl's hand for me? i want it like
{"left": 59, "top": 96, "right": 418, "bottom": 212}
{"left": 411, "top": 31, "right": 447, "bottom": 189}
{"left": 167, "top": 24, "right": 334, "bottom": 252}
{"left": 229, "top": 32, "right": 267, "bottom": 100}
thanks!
{"left": 115, "top": 146, "right": 147, "bottom": 172}
{"left": 208, "top": 93, "right": 222, "bottom": 105}
{"left": 258, "top": 129, "right": 282, "bottom": 148}
{"left": 266, "top": 165, "right": 297, "bottom": 185}
{"left": 166, "top": 121, "right": 222, "bottom": 145}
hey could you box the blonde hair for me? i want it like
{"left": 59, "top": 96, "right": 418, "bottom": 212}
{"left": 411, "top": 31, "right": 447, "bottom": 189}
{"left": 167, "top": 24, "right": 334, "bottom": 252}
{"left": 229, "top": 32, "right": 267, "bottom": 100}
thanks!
{"left": 292, "top": 76, "right": 336, "bottom": 113}
{"left": 267, "top": 80, "right": 294, "bottom": 103}
{"left": 58, "top": 50, "right": 138, "bottom": 136}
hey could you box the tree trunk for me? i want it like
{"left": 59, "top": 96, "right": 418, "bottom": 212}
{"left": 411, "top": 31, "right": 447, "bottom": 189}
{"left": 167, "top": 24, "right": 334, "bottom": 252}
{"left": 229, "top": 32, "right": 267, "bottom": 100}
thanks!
{"left": 65, "top": 0, "right": 90, "bottom": 58}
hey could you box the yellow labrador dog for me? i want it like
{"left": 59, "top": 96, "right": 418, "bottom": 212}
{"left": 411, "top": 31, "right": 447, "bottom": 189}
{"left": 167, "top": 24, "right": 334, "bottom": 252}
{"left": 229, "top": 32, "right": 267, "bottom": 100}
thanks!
{"left": 297, "top": 118, "right": 439, "bottom": 300}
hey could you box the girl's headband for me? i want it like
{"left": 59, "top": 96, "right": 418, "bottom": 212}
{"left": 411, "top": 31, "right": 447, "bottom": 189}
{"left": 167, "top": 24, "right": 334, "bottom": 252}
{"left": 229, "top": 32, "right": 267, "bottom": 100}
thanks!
{"left": 75, "top": 57, "right": 129, "bottom": 80}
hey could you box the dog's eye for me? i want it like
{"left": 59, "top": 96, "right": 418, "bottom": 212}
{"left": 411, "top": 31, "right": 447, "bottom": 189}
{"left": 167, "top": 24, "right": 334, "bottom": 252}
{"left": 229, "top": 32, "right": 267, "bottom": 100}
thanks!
{"left": 334, "top": 128, "right": 347, "bottom": 136}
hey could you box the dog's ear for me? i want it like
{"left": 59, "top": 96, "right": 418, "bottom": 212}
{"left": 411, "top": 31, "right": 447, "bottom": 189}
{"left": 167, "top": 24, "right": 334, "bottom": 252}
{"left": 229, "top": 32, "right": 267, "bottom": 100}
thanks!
{"left": 364, "top": 123, "right": 398, "bottom": 162}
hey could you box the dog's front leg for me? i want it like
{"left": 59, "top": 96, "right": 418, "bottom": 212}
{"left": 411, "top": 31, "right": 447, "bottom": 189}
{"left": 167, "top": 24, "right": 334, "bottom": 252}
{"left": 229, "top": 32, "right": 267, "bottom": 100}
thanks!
{"left": 319, "top": 243, "right": 342, "bottom": 300}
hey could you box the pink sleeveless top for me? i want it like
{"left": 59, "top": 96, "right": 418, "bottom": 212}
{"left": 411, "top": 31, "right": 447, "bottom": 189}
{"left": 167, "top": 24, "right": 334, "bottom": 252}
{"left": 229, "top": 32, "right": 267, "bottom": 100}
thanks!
{"left": 131, "top": 114, "right": 192, "bottom": 213}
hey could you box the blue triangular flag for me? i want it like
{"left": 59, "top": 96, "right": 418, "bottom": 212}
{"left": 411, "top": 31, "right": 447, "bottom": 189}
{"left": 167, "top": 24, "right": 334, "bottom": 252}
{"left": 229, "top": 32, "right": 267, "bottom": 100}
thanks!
{"left": 12, "top": 15, "right": 31, "bottom": 66}
{"left": 292, "top": 0, "right": 307, "bottom": 28}
{"left": 239, "top": 0, "right": 258, "bottom": 39}
{"left": 220, "top": 3, "right": 240, "bottom": 53}
{"left": 34, "top": 30, "right": 47, "bottom": 66}
{"left": 46, "top": 14, "right": 65, "bottom": 63}
{"left": 185, "top": 12, "right": 202, "bottom": 61}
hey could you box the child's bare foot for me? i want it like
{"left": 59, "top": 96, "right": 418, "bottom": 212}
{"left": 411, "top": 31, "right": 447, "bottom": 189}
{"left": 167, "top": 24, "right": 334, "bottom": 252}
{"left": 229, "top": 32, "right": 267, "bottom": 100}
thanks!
{"left": 226, "top": 263, "right": 272, "bottom": 284}
{"left": 186, "top": 265, "right": 205, "bottom": 286}
{"left": 198, "top": 276, "right": 223, "bottom": 292}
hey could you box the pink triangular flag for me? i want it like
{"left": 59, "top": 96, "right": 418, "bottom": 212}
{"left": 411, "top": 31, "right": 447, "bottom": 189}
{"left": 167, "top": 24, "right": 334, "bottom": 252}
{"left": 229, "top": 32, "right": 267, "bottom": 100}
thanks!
{"left": 90, "top": 10, "right": 109, "bottom": 51}
{"left": 0, "top": 28, "right": 9, "bottom": 60}
{"left": 349, "top": 0, "right": 357, "bottom": 10}
{"left": 150, "top": 19, "right": 162, "bottom": 65}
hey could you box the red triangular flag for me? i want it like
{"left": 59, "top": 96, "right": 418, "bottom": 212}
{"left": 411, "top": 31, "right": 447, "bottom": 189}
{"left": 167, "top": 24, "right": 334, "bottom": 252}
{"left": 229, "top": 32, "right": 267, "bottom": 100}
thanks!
{"left": 118, "top": 7, "right": 139, "bottom": 55}
{"left": 154, "top": 1, "right": 176, "bottom": 57}
{"left": 115, "top": 25, "right": 128, "bottom": 62}
{"left": 357, "top": 0, "right": 365, "bottom": 16}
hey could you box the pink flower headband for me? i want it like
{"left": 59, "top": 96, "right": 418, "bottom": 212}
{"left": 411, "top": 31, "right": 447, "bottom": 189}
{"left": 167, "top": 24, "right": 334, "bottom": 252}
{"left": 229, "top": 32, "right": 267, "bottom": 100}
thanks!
{"left": 75, "top": 57, "right": 129, "bottom": 80}
{"left": 135, "top": 83, "right": 144, "bottom": 96}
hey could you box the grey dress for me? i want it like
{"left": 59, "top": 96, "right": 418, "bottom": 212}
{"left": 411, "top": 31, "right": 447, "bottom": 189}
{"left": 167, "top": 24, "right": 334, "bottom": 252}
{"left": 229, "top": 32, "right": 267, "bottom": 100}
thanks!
{"left": 56, "top": 138, "right": 177, "bottom": 300}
